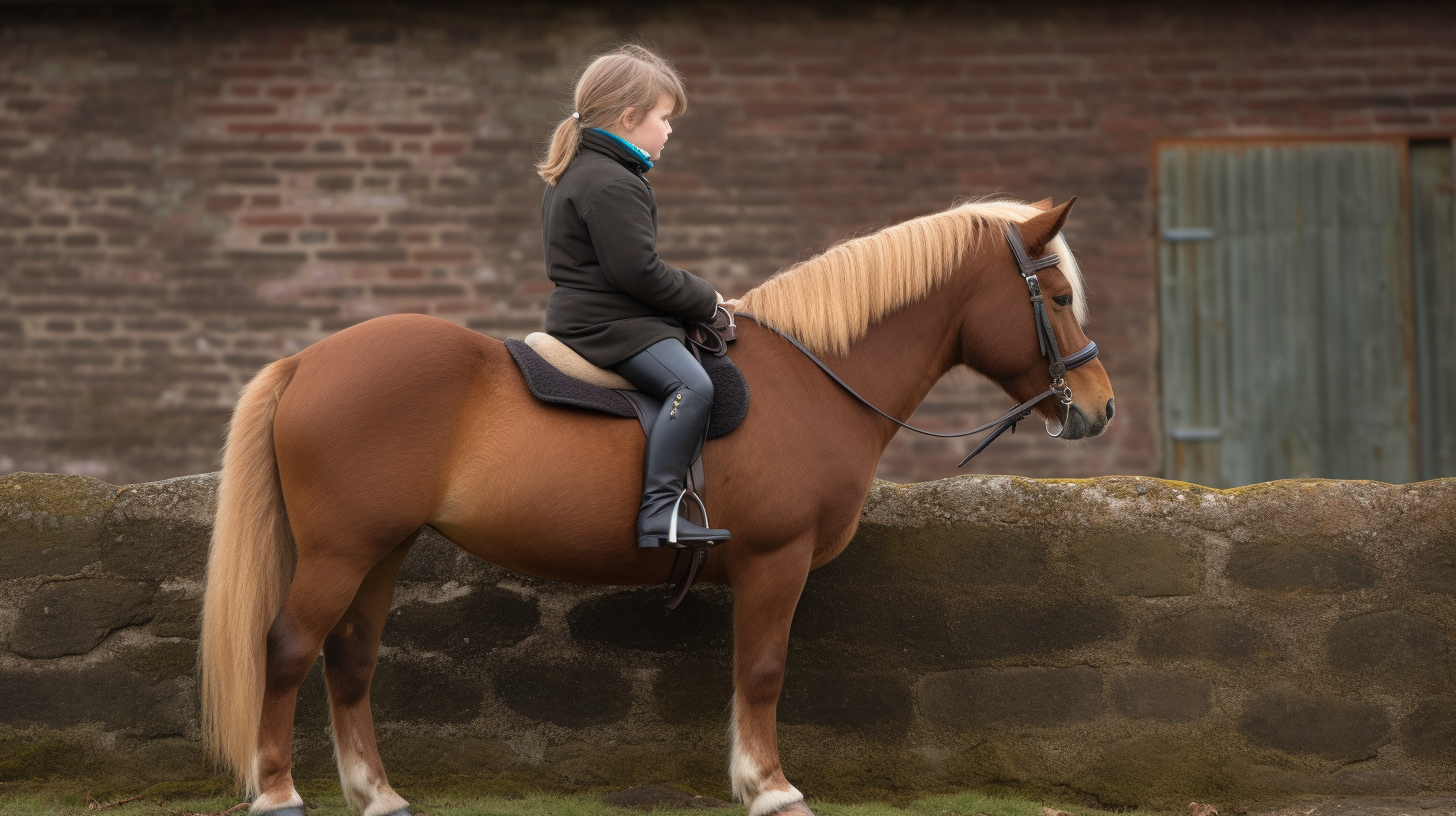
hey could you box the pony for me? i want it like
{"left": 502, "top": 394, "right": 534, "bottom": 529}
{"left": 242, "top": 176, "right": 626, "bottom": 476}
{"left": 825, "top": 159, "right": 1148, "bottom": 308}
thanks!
{"left": 199, "top": 198, "right": 1113, "bottom": 816}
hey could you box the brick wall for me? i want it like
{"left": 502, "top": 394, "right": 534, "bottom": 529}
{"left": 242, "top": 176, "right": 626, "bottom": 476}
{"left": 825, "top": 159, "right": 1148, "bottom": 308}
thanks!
{"left": 2, "top": 2, "right": 1453, "bottom": 484}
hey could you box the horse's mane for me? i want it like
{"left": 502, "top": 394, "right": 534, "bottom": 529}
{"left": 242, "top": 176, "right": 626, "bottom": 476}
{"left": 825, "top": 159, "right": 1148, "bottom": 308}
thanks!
{"left": 735, "top": 199, "right": 1087, "bottom": 357}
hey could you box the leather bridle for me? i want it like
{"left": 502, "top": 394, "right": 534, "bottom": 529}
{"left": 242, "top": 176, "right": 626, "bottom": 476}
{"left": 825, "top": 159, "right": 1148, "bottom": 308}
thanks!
{"left": 740, "top": 221, "right": 1099, "bottom": 466}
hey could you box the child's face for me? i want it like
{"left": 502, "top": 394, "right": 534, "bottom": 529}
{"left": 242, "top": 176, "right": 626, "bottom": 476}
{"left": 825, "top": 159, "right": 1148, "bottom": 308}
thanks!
{"left": 617, "top": 93, "right": 676, "bottom": 162}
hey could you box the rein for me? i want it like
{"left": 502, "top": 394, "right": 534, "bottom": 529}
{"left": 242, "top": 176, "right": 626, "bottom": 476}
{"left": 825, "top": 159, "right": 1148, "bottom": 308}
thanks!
{"left": 739, "top": 222, "right": 1098, "bottom": 466}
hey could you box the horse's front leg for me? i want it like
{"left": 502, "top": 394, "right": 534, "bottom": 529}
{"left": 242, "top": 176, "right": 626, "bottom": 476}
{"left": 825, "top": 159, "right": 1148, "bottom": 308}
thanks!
{"left": 727, "top": 539, "right": 815, "bottom": 816}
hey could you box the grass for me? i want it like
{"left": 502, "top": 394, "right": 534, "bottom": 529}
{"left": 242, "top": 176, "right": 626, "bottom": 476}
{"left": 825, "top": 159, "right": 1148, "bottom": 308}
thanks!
{"left": 0, "top": 785, "right": 1180, "bottom": 816}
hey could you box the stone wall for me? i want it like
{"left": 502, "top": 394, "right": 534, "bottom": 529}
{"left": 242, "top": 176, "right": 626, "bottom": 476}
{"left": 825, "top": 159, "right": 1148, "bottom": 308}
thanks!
{"left": 4, "top": 2, "right": 1456, "bottom": 485}
{"left": 2, "top": 470, "right": 1454, "bottom": 809}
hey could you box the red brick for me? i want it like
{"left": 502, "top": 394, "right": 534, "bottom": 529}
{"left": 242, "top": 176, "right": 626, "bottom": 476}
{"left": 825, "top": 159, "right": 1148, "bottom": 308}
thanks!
{"left": 199, "top": 103, "right": 280, "bottom": 116}
{"left": 412, "top": 250, "right": 474, "bottom": 263}
{"left": 356, "top": 138, "right": 394, "bottom": 154}
{"left": 226, "top": 122, "right": 323, "bottom": 135}
{"left": 206, "top": 194, "right": 246, "bottom": 212}
{"left": 311, "top": 214, "right": 379, "bottom": 227}
{"left": 237, "top": 48, "right": 296, "bottom": 60}
{"left": 210, "top": 66, "right": 308, "bottom": 80}
{"left": 240, "top": 214, "right": 305, "bottom": 227}
{"left": 378, "top": 123, "right": 435, "bottom": 136}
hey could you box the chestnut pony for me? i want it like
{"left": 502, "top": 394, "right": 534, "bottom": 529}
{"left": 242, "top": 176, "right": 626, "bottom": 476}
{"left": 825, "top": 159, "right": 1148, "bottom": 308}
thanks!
{"left": 200, "top": 198, "right": 1113, "bottom": 816}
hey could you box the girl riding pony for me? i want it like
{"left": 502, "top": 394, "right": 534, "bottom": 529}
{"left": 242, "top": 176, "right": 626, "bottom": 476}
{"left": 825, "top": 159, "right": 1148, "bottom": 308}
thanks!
{"left": 537, "top": 45, "right": 731, "bottom": 549}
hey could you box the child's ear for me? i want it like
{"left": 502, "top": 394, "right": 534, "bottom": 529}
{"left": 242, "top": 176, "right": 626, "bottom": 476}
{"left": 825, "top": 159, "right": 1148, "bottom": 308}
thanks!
{"left": 619, "top": 107, "right": 640, "bottom": 129}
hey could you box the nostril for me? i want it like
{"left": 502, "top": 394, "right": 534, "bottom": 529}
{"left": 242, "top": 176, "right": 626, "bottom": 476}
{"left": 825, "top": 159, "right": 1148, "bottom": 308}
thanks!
{"left": 1105, "top": 399, "right": 1115, "bottom": 421}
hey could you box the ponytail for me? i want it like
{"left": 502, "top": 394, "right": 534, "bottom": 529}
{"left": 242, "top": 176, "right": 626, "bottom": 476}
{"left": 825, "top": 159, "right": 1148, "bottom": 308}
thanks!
{"left": 537, "top": 116, "right": 582, "bottom": 185}
{"left": 536, "top": 44, "right": 688, "bottom": 187}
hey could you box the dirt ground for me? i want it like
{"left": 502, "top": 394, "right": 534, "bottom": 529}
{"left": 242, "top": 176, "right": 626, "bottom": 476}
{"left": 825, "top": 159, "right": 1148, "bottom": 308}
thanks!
{"left": 1249, "top": 796, "right": 1456, "bottom": 816}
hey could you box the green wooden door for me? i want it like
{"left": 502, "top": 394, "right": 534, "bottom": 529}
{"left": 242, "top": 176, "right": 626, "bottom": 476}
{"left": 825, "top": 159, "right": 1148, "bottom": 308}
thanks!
{"left": 1411, "top": 142, "right": 1456, "bottom": 481}
{"left": 1158, "top": 141, "right": 1418, "bottom": 487}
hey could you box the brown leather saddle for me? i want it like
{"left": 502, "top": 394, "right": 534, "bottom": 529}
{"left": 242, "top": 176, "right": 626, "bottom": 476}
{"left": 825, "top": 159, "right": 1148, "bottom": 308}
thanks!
{"left": 504, "top": 309, "right": 746, "bottom": 608}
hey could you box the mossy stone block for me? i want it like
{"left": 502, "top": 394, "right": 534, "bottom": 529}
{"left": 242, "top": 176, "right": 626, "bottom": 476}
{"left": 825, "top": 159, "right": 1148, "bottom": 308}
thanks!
{"left": 1076, "top": 732, "right": 1234, "bottom": 810}
{"left": 0, "top": 666, "right": 187, "bottom": 737}
{"left": 844, "top": 522, "right": 1047, "bottom": 586}
{"left": 1240, "top": 684, "right": 1390, "bottom": 761}
{"left": 918, "top": 666, "right": 1105, "bottom": 727}
{"left": 1411, "top": 544, "right": 1456, "bottom": 596}
{"left": 1326, "top": 610, "right": 1448, "bottom": 690}
{"left": 1228, "top": 544, "right": 1376, "bottom": 592}
{"left": 0, "top": 473, "right": 113, "bottom": 579}
{"left": 947, "top": 601, "right": 1125, "bottom": 662}
{"left": 567, "top": 586, "right": 730, "bottom": 653}
{"left": 121, "top": 639, "right": 198, "bottom": 681}
{"left": 493, "top": 657, "right": 631, "bottom": 728}
{"left": 1071, "top": 531, "right": 1199, "bottom": 596}
{"left": 1110, "top": 670, "right": 1212, "bottom": 722}
{"left": 384, "top": 584, "right": 539, "bottom": 659}
{"left": 1401, "top": 695, "right": 1456, "bottom": 763}
{"left": 146, "top": 588, "right": 202, "bottom": 639}
{"left": 8, "top": 578, "right": 156, "bottom": 658}
{"left": 792, "top": 579, "right": 950, "bottom": 666}
{"left": 372, "top": 659, "right": 484, "bottom": 724}
{"left": 654, "top": 652, "right": 733, "bottom": 725}
{"left": 98, "top": 474, "right": 215, "bottom": 579}
{"left": 778, "top": 667, "right": 913, "bottom": 732}
{"left": 1137, "top": 608, "right": 1271, "bottom": 663}
{"left": 1333, "top": 765, "right": 1422, "bottom": 796}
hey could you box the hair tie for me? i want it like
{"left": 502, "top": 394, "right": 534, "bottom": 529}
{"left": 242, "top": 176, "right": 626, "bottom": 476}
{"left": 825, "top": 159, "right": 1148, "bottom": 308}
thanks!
{"left": 571, "top": 112, "right": 580, "bottom": 120}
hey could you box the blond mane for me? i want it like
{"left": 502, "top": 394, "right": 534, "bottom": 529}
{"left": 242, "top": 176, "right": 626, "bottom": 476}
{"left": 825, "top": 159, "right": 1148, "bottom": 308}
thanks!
{"left": 734, "top": 199, "right": 1087, "bottom": 357}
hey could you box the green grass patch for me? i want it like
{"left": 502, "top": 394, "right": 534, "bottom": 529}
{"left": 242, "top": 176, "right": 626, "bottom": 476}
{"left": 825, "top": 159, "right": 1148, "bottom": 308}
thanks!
{"left": 0, "top": 785, "right": 1179, "bottom": 816}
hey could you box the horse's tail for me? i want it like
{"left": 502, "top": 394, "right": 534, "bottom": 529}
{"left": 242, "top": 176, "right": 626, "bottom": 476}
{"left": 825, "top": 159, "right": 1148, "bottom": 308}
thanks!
{"left": 199, "top": 356, "right": 299, "bottom": 795}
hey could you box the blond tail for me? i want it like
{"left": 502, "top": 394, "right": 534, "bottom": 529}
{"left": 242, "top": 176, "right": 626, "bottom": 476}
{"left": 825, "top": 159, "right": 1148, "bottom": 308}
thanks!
{"left": 199, "top": 357, "right": 299, "bottom": 795}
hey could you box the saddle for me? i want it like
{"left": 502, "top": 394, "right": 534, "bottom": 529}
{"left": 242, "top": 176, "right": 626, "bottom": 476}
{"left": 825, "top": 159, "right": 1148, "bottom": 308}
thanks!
{"left": 504, "top": 311, "right": 747, "bottom": 609}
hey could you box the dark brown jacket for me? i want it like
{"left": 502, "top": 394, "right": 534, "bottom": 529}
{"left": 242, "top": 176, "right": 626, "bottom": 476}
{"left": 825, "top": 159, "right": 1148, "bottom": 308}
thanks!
{"left": 541, "top": 129, "right": 718, "bottom": 367}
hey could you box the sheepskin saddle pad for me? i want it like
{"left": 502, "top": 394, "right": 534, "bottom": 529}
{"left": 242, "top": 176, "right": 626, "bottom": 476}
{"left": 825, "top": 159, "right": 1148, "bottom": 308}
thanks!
{"left": 504, "top": 333, "right": 749, "bottom": 440}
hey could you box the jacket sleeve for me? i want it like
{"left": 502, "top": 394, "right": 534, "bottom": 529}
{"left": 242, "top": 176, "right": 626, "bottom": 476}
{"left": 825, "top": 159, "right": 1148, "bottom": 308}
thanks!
{"left": 580, "top": 178, "right": 718, "bottom": 321}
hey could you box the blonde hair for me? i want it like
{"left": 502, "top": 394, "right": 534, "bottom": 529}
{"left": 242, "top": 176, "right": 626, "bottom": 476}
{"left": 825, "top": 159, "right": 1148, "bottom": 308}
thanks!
{"left": 736, "top": 200, "right": 1087, "bottom": 357}
{"left": 537, "top": 44, "right": 688, "bottom": 185}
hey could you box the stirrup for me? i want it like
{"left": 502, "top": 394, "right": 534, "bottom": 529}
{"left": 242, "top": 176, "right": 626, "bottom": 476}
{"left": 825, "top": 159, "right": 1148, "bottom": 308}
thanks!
{"left": 668, "top": 487, "right": 713, "bottom": 546}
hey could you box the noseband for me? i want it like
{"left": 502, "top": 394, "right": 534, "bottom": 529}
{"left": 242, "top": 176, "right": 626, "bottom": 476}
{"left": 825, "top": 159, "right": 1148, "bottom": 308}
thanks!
{"left": 740, "top": 221, "right": 1099, "bottom": 466}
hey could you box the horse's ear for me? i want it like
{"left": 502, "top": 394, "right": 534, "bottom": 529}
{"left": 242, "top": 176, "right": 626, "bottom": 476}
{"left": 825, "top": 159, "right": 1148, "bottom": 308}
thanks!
{"left": 1018, "top": 196, "right": 1076, "bottom": 256}
{"left": 1030, "top": 197, "right": 1053, "bottom": 211}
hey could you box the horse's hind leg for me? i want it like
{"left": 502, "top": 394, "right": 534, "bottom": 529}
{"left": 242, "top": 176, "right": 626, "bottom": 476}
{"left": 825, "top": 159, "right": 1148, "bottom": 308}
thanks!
{"left": 323, "top": 538, "right": 415, "bottom": 816}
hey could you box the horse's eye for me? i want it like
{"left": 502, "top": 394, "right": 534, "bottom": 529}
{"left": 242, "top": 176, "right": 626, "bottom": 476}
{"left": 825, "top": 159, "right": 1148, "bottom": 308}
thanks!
{"left": 1052, "top": 294, "right": 1074, "bottom": 307}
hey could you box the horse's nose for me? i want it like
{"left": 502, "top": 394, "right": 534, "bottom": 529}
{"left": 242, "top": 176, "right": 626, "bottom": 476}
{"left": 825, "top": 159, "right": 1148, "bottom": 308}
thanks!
{"left": 1105, "top": 398, "right": 1115, "bottom": 421}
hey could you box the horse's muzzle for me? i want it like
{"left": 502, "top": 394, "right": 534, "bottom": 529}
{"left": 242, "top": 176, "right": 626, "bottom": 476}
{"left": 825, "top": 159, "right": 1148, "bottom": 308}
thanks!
{"left": 1049, "top": 400, "right": 1112, "bottom": 440}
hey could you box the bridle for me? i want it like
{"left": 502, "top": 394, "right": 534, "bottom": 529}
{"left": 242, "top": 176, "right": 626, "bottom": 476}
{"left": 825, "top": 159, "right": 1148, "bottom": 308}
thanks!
{"left": 738, "top": 221, "right": 1099, "bottom": 466}
{"left": 1004, "top": 221, "right": 1100, "bottom": 418}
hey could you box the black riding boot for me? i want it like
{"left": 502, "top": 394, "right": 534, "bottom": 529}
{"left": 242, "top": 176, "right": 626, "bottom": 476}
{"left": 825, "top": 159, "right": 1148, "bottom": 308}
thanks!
{"left": 611, "top": 339, "right": 733, "bottom": 549}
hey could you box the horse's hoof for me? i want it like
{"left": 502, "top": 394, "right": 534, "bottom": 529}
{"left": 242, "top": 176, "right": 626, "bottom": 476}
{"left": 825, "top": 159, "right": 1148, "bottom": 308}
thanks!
{"left": 382, "top": 810, "right": 413, "bottom": 816}
{"left": 772, "top": 803, "right": 814, "bottom": 816}
{"left": 254, "top": 808, "right": 306, "bottom": 816}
